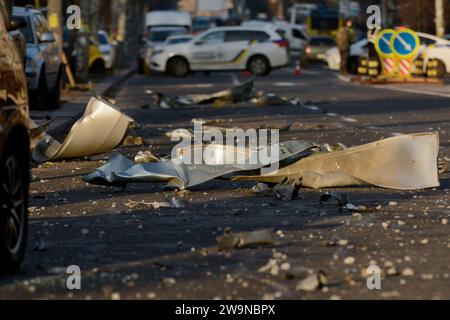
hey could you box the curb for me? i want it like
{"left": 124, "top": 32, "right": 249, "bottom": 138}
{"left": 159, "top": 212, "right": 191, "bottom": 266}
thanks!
{"left": 48, "top": 68, "right": 135, "bottom": 138}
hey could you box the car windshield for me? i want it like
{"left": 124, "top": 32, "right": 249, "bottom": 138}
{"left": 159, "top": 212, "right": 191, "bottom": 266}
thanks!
{"left": 167, "top": 37, "right": 191, "bottom": 45}
{"left": 98, "top": 33, "right": 109, "bottom": 45}
{"left": 149, "top": 29, "right": 186, "bottom": 42}
{"left": 13, "top": 16, "right": 34, "bottom": 43}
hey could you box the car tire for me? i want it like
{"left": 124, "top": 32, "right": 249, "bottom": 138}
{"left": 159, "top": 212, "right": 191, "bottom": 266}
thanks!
{"left": 0, "top": 141, "right": 29, "bottom": 275}
{"left": 248, "top": 55, "right": 271, "bottom": 76}
{"left": 47, "top": 68, "right": 62, "bottom": 110}
{"left": 168, "top": 57, "right": 189, "bottom": 77}
{"left": 30, "top": 72, "right": 48, "bottom": 110}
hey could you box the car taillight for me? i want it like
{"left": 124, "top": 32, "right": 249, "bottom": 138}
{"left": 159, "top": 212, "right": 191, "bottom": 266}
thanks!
{"left": 273, "top": 40, "right": 289, "bottom": 48}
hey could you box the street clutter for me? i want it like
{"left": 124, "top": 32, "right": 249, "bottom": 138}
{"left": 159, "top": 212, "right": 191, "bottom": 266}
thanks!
{"left": 217, "top": 229, "right": 275, "bottom": 250}
{"left": 151, "top": 77, "right": 301, "bottom": 109}
{"left": 83, "top": 141, "right": 317, "bottom": 189}
{"left": 234, "top": 133, "right": 440, "bottom": 190}
{"left": 31, "top": 97, "right": 134, "bottom": 163}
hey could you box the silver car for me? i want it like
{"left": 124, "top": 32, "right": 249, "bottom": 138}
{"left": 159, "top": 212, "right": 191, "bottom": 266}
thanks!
{"left": 13, "top": 6, "right": 62, "bottom": 110}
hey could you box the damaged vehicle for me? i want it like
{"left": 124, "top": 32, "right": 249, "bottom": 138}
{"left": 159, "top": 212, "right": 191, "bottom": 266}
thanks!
{"left": 0, "top": 1, "right": 30, "bottom": 274}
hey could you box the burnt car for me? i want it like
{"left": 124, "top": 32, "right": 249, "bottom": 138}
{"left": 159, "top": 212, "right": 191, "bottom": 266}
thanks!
{"left": 0, "top": 0, "right": 30, "bottom": 274}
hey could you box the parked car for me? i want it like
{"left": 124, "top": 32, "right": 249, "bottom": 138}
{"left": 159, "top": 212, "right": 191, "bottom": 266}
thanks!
{"left": 416, "top": 32, "right": 450, "bottom": 77}
{"left": 139, "top": 26, "right": 188, "bottom": 74}
{"left": 149, "top": 26, "right": 290, "bottom": 77}
{"left": 303, "top": 35, "right": 336, "bottom": 64}
{"left": 193, "top": 16, "right": 221, "bottom": 34}
{"left": 13, "top": 6, "right": 62, "bottom": 110}
{"left": 98, "top": 30, "right": 116, "bottom": 70}
{"left": 0, "top": 0, "right": 30, "bottom": 275}
{"left": 326, "top": 38, "right": 368, "bottom": 72}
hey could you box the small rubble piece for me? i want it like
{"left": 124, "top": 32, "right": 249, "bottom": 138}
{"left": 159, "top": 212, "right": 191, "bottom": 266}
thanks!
{"left": 295, "top": 271, "right": 328, "bottom": 292}
{"left": 251, "top": 183, "right": 272, "bottom": 196}
{"left": 234, "top": 133, "right": 440, "bottom": 190}
{"left": 273, "top": 179, "right": 298, "bottom": 201}
{"left": 32, "top": 97, "right": 134, "bottom": 163}
{"left": 29, "top": 119, "right": 54, "bottom": 149}
{"left": 34, "top": 239, "right": 49, "bottom": 252}
{"left": 124, "top": 197, "right": 189, "bottom": 209}
{"left": 217, "top": 229, "right": 275, "bottom": 250}
{"left": 402, "top": 268, "right": 415, "bottom": 277}
{"left": 344, "top": 256, "right": 356, "bottom": 265}
{"left": 320, "top": 192, "right": 370, "bottom": 212}
{"left": 123, "top": 136, "right": 143, "bottom": 147}
{"left": 438, "top": 158, "right": 449, "bottom": 174}
{"left": 134, "top": 150, "right": 159, "bottom": 163}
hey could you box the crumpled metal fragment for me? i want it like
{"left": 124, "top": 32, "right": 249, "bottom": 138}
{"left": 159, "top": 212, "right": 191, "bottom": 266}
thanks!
{"left": 152, "top": 77, "right": 255, "bottom": 109}
{"left": 84, "top": 140, "right": 317, "bottom": 189}
{"left": 32, "top": 97, "right": 134, "bottom": 163}
{"left": 234, "top": 133, "right": 440, "bottom": 190}
{"left": 29, "top": 119, "right": 53, "bottom": 150}
{"left": 217, "top": 229, "right": 275, "bottom": 250}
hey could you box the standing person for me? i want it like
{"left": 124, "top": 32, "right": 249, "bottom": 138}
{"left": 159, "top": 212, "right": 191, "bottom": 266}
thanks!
{"left": 336, "top": 19, "right": 353, "bottom": 74}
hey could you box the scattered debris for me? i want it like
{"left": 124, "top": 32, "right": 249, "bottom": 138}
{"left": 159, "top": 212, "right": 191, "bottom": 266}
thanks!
{"left": 29, "top": 119, "right": 54, "bottom": 149}
{"left": 320, "top": 192, "right": 372, "bottom": 212}
{"left": 295, "top": 271, "right": 328, "bottom": 292}
{"left": 217, "top": 229, "right": 275, "bottom": 250}
{"left": 84, "top": 141, "right": 316, "bottom": 190}
{"left": 123, "top": 136, "right": 143, "bottom": 146}
{"left": 134, "top": 150, "right": 159, "bottom": 163}
{"left": 32, "top": 97, "right": 134, "bottom": 163}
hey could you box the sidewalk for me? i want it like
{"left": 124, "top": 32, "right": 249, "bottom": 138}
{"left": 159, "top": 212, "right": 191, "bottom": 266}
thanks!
{"left": 30, "top": 68, "right": 134, "bottom": 138}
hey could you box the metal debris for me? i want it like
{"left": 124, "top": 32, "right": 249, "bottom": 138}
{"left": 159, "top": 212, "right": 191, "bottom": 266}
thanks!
{"left": 320, "top": 192, "right": 372, "bottom": 212}
{"left": 217, "top": 229, "right": 275, "bottom": 250}
{"left": 134, "top": 150, "right": 160, "bottom": 163}
{"left": 84, "top": 140, "right": 317, "bottom": 190}
{"left": 29, "top": 119, "right": 53, "bottom": 150}
{"left": 32, "top": 97, "right": 134, "bottom": 163}
{"left": 234, "top": 133, "right": 440, "bottom": 190}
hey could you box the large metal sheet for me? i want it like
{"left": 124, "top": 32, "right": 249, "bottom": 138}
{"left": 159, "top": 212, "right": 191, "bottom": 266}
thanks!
{"left": 234, "top": 133, "right": 440, "bottom": 190}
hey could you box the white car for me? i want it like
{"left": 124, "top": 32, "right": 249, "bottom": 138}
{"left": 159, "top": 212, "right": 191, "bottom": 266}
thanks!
{"left": 416, "top": 32, "right": 450, "bottom": 76}
{"left": 98, "top": 30, "right": 116, "bottom": 70}
{"left": 325, "top": 38, "right": 368, "bottom": 71}
{"left": 149, "top": 26, "right": 290, "bottom": 77}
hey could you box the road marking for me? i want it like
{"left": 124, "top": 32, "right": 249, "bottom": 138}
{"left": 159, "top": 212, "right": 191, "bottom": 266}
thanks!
{"left": 273, "top": 82, "right": 297, "bottom": 87}
{"left": 369, "top": 85, "right": 450, "bottom": 98}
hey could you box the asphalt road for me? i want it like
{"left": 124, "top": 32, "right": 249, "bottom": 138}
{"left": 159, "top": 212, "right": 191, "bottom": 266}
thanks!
{"left": 1, "top": 65, "right": 449, "bottom": 300}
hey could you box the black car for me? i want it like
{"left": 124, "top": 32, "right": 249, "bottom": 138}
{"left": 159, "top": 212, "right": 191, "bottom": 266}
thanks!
{"left": 0, "top": 0, "right": 30, "bottom": 274}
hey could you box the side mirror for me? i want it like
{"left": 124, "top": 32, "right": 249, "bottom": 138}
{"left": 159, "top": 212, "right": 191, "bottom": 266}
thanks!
{"left": 39, "top": 32, "right": 56, "bottom": 43}
{"left": 7, "top": 16, "right": 27, "bottom": 31}
{"left": 194, "top": 40, "right": 203, "bottom": 46}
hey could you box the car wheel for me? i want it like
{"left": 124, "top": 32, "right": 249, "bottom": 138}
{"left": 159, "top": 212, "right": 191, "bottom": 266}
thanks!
{"left": 168, "top": 57, "right": 189, "bottom": 77}
{"left": 0, "top": 144, "right": 28, "bottom": 275}
{"left": 47, "top": 68, "right": 62, "bottom": 110}
{"left": 30, "top": 72, "right": 48, "bottom": 110}
{"left": 248, "top": 55, "right": 270, "bottom": 76}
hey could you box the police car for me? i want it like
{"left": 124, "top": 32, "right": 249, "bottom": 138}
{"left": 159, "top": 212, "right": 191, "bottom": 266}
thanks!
{"left": 149, "top": 26, "right": 290, "bottom": 77}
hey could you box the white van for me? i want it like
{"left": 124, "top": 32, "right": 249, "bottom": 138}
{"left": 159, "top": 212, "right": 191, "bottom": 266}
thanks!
{"left": 145, "top": 11, "right": 192, "bottom": 32}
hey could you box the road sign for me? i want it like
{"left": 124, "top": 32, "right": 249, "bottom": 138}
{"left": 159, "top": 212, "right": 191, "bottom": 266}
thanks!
{"left": 374, "top": 29, "right": 396, "bottom": 58}
{"left": 391, "top": 28, "right": 420, "bottom": 60}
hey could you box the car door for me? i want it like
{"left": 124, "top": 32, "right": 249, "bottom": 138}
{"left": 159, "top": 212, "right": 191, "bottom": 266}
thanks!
{"left": 291, "top": 26, "right": 308, "bottom": 52}
{"left": 190, "top": 30, "right": 225, "bottom": 70}
{"left": 222, "top": 30, "right": 269, "bottom": 69}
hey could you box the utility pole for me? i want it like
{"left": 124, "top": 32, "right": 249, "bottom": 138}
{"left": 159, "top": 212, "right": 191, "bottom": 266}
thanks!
{"left": 435, "top": 0, "right": 445, "bottom": 37}
{"left": 47, "top": 0, "right": 63, "bottom": 51}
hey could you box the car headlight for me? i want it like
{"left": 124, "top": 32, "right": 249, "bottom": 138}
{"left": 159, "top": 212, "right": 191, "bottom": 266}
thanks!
{"left": 25, "top": 58, "right": 36, "bottom": 72}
